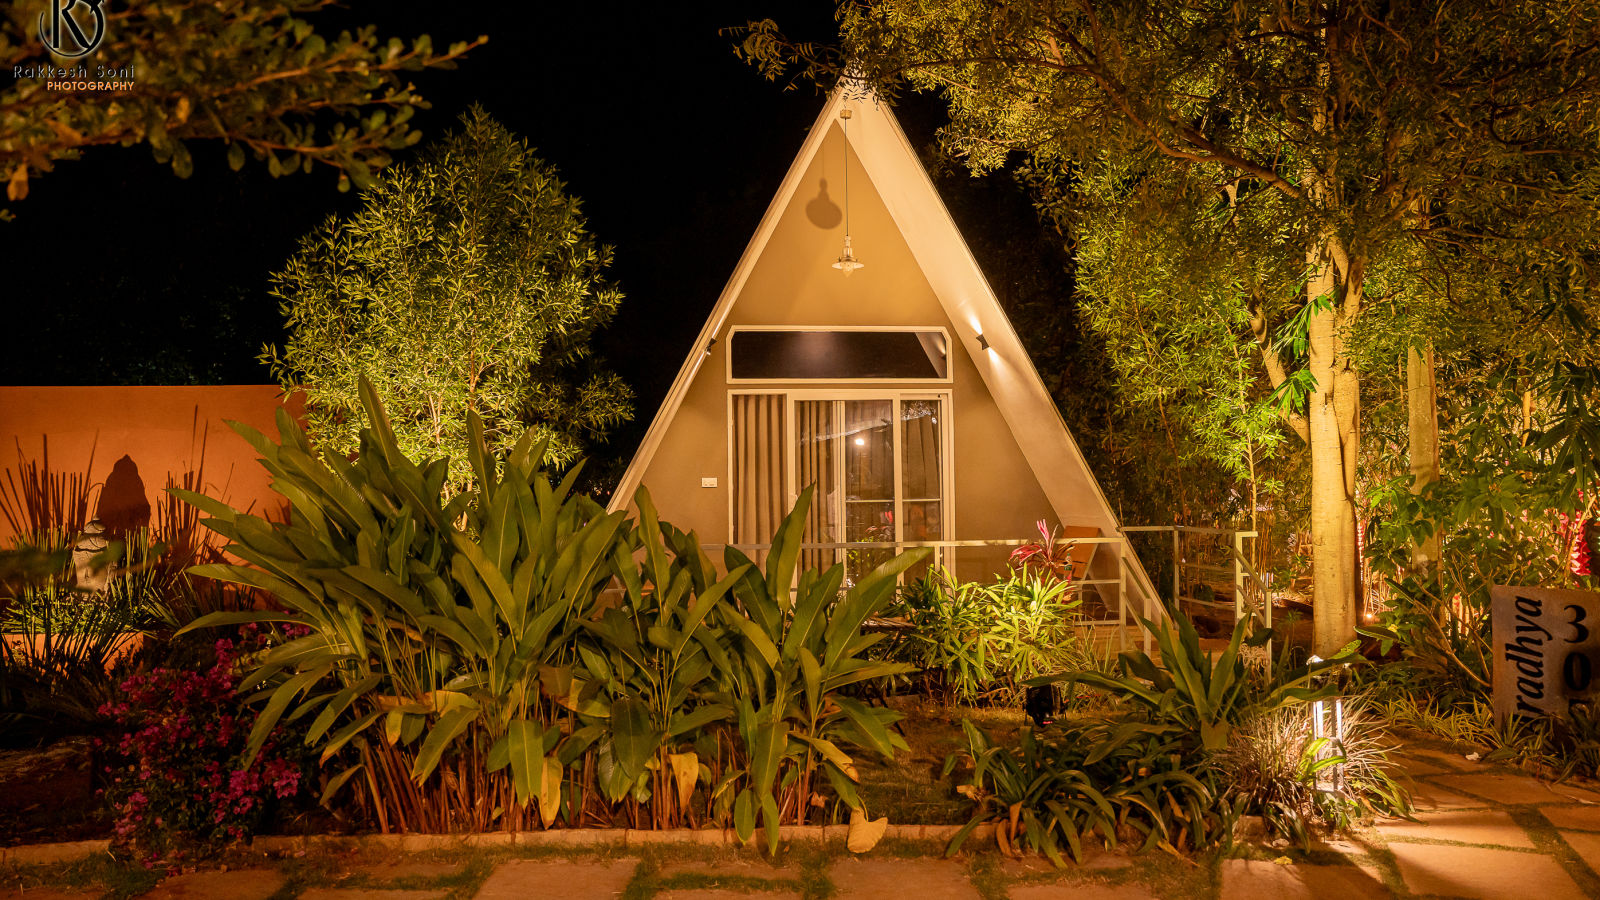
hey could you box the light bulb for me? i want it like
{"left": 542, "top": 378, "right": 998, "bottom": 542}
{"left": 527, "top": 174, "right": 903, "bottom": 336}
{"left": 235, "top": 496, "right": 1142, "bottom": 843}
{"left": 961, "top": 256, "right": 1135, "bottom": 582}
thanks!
{"left": 833, "top": 234, "right": 864, "bottom": 275}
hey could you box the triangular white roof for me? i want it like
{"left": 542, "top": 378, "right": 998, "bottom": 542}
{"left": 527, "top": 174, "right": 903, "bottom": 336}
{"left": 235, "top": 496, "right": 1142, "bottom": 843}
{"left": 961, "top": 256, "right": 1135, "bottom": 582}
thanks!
{"left": 610, "top": 86, "right": 1158, "bottom": 606}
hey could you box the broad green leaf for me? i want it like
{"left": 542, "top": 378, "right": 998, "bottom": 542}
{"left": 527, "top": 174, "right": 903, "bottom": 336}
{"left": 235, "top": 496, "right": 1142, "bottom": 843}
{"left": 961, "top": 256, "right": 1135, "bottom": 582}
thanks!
{"left": 610, "top": 697, "right": 657, "bottom": 781}
{"left": 410, "top": 707, "right": 479, "bottom": 782}
{"left": 506, "top": 719, "right": 546, "bottom": 807}
{"left": 320, "top": 764, "right": 365, "bottom": 807}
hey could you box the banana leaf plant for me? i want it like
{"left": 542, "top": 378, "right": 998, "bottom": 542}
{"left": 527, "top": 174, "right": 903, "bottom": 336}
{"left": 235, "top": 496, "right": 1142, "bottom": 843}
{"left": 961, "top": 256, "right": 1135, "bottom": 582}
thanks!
{"left": 178, "top": 380, "right": 928, "bottom": 839}
{"left": 178, "top": 379, "right": 628, "bottom": 830}
{"left": 719, "top": 486, "right": 924, "bottom": 850}
{"left": 559, "top": 488, "right": 750, "bottom": 825}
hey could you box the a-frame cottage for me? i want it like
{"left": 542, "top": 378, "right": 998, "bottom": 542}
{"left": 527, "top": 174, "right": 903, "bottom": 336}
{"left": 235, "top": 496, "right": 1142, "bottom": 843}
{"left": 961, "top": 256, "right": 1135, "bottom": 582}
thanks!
{"left": 610, "top": 87, "right": 1159, "bottom": 628}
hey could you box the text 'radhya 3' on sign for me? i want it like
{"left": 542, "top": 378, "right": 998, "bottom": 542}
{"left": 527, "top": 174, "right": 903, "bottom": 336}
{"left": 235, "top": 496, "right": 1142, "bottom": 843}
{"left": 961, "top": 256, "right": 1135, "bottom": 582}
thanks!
{"left": 1491, "top": 585, "right": 1600, "bottom": 725}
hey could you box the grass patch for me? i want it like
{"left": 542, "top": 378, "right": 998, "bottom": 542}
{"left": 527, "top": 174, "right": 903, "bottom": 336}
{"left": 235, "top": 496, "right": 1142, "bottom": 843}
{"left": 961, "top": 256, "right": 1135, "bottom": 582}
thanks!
{"left": 2, "top": 853, "right": 159, "bottom": 900}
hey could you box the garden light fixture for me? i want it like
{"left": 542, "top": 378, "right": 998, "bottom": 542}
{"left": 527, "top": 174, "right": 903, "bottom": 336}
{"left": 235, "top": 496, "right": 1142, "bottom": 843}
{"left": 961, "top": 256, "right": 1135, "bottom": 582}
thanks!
{"left": 1308, "top": 655, "right": 1349, "bottom": 794}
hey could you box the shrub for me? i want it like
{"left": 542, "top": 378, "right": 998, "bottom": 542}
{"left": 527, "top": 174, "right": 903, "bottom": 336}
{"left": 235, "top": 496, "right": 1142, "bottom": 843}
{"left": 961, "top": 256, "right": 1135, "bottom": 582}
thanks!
{"left": 1215, "top": 698, "right": 1406, "bottom": 844}
{"left": 946, "top": 716, "right": 1222, "bottom": 863}
{"left": 179, "top": 380, "right": 916, "bottom": 848}
{"left": 888, "top": 566, "right": 1087, "bottom": 706}
{"left": 98, "top": 627, "right": 310, "bottom": 867}
{"left": 0, "top": 444, "right": 249, "bottom": 745}
{"left": 947, "top": 610, "right": 1410, "bottom": 861}
{"left": 1361, "top": 362, "right": 1600, "bottom": 708}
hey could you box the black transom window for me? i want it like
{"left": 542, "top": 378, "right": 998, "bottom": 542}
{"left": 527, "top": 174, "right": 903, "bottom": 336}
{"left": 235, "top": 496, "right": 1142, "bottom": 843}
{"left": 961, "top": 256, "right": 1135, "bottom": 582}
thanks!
{"left": 728, "top": 329, "right": 948, "bottom": 380}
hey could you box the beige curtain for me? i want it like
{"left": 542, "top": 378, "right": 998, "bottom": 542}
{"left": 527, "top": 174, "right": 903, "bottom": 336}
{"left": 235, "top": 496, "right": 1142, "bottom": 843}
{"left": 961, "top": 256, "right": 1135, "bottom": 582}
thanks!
{"left": 795, "top": 400, "right": 837, "bottom": 571}
{"left": 901, "top": 400, "right": 941, "bottom": 501}
{"left": 732, "top": 394, "right": 786, "bottom": 552}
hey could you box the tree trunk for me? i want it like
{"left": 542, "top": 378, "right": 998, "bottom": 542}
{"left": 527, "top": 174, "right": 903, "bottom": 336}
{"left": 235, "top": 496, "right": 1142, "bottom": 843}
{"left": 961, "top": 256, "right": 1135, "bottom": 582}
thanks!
{"left": 1406, "top": 343, "right": 1441, "bottom": 571}
{"left": 1306, "top": 242, "right": 1362, "bottom": 656}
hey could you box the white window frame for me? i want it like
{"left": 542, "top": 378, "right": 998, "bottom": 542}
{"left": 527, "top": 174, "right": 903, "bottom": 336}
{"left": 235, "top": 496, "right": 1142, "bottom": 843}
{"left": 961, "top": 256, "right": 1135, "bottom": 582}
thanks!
{"left": 725, "top": 388, "right": 956, "bottom": 567}
{"left": 724, "top": 325, "right": 955, "bottom": 385}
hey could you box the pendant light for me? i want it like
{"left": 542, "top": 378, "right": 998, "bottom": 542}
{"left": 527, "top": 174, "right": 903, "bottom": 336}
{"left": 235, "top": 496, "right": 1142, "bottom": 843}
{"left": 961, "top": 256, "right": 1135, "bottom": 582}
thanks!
{"left": 832, "top": 107, "right": 865, "bottom": 276}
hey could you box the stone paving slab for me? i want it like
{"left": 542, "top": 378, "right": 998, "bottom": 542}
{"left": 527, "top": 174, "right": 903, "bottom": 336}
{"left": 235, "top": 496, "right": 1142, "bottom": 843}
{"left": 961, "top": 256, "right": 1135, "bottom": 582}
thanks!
{"left": 1398, "top": 748, "right": 1479, "bottom": 771}
{"left": 1375, "top": 809, "right": 1535, "bottom": 848}
{"left": 1405, "top": 779, "right": 1488, "bottom": 811}
{"left": 1560, "top": 829, "right": 1600, "bottom": 873}
{"left": 1218, "top": 860, "right": 1393, "bottom": 900}
{"left": 1432, "top": 772, "right": 1600, "bottom": 806}
{"left": 0, "top": 890, "right": 102, "bottom": 900}
{"left": 1546, "top": 804, "right": 1600, "bottom": 830}
{"left": 300, "top": 883, "right": 448, "bottom": 890}
{"left": 140, "top": 869, "right": 287, "bottom": 900}
{"left": 829, "top": 858, "right": 981, "bottom": 900}
{"left": 1390, "top": 753, "right": 1452, "bottom": 776}
{"left": 1387, "top": 842, "right": 1587, "bottom": 900}
{"left": 657, "top": 892, "right": 802, "bottom": 900}
{"left": 656, "top": 883, "right": 800, "bottom": 890}
{"left": 1007, "top": 882, "right": 1156, "bottom": 900}
{"left": 473, "top": 858, "right": 639, "bottom": 900}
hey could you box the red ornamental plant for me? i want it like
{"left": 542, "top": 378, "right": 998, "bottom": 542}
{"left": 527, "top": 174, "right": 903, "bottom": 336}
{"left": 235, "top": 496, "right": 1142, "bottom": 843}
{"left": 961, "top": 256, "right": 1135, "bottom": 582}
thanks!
{"left": 98, "top": 626, "right": 309, "bottom": 867}
{"left": 1008, "top": 520, "right": 1075, "bottom": 583}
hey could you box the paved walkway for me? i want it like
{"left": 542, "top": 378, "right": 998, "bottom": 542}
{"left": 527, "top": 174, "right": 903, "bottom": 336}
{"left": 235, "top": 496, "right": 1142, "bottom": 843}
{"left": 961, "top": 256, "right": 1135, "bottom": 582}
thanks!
{"left": 9, "top": 740, "right": 1600, "bottom": 898}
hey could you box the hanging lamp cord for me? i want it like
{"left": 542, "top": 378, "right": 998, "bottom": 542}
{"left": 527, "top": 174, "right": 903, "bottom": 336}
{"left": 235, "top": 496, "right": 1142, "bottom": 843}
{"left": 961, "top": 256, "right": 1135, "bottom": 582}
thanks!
{"left": 842, "top": 110, "right": 850, "bottom": 234}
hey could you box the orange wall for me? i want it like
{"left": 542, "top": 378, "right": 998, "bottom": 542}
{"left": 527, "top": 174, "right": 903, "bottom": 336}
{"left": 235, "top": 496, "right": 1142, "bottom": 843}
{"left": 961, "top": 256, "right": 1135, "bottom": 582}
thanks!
{"left": 0, "top": 385, "right": 300, "bottom": 544}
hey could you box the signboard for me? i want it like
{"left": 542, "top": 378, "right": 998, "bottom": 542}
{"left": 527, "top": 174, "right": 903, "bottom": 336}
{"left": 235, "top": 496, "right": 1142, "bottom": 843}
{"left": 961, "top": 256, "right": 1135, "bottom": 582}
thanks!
{"left": 1491, "top": 585, "right": 1600, "bottom": 726}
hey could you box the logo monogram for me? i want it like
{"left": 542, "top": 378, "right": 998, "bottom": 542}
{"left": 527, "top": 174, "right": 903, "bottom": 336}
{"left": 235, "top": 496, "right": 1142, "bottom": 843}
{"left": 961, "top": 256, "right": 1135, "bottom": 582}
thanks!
{"left": 37, "top": 0, "right": 106, "bottom": 59}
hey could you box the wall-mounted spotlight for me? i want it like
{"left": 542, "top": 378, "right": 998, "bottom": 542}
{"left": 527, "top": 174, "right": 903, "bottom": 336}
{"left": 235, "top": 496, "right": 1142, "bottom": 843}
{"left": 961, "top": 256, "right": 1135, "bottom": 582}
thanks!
{"left": 975, "top": 333, "right": 990, "bottom": 351}
{"left": 704, "top": 337, "right": 718, "bottom": 357}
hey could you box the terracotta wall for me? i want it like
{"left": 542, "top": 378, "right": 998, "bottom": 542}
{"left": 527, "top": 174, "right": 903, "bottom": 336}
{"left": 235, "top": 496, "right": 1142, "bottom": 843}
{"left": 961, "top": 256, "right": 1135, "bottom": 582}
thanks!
{"left": 0, "top": 385, "right": 301, "bottom": 545}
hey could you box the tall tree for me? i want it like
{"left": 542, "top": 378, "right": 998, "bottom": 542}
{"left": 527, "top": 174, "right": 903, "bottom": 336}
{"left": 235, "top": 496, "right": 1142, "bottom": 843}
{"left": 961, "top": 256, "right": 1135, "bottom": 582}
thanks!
{"left": 3, "top": 0, "right": 484, "bottom": 208}
{"left": 265, "top": 107, "right": 632, "bottom": 487}
{"left": 740, "top": 1, "right": 1600, "bottom": 652}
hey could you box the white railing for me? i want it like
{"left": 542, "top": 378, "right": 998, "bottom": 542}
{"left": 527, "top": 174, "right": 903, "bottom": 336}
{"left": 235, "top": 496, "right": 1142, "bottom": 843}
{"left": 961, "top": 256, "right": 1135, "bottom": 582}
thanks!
{"left": 701, "top": 535, "right": 1161, "bottom": 653}
{"left": 1122, "top": 526, "right": 1271, "bottom": 652}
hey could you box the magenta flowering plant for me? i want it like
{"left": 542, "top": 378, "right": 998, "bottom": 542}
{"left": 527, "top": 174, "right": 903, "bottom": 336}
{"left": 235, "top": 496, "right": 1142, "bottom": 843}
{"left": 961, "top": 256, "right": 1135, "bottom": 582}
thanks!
{"left": 1007, "top": 520, "right": 1076, "bottom": 583}
{"left": 97, "top": 625, "right": 310, "bottom": 867}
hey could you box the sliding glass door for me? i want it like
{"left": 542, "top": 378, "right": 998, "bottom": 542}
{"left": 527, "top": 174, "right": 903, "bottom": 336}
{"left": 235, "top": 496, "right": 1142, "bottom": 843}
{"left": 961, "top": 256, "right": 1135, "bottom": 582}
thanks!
{"left": 734, "top": 391, "right": 948, "bottom": 585}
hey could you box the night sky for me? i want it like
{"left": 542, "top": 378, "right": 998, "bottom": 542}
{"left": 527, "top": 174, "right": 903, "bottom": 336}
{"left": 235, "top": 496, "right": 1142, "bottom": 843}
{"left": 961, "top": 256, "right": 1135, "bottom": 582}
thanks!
{"left": 1, "top": 3, "right": 999, "bottom": 461}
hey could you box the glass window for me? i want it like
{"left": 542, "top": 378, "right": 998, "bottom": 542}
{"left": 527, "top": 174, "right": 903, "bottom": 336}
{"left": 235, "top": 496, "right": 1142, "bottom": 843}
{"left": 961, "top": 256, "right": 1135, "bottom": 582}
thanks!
{"left": 730, "top": 330, "right": 948, "bottom": 380}
{"left": 783, "top": 395, "right": 945, "bottom": 584}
